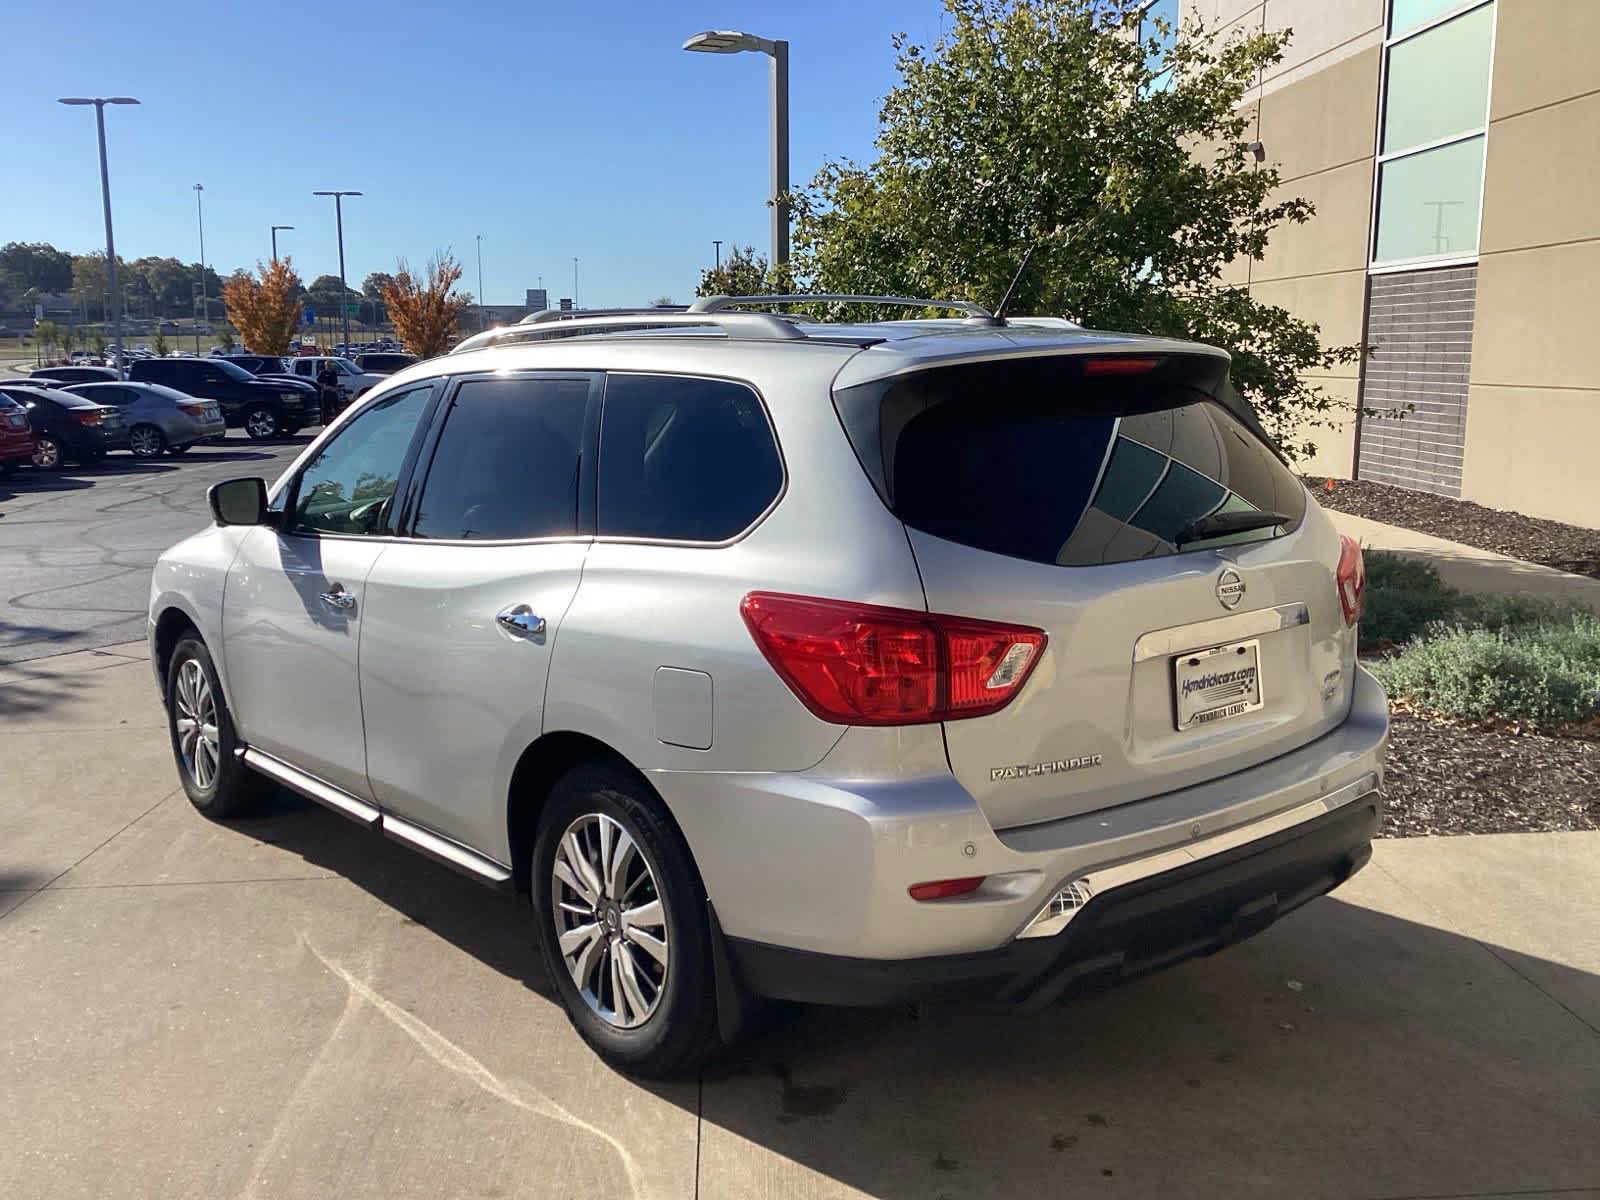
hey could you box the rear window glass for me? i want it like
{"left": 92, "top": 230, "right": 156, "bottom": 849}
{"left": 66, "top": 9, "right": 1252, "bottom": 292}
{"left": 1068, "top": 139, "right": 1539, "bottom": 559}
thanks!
{"left": 837, "top": 356, "right": 1306, "bottom": 567}
{"left": 598, "top": 374, "right": 782, "bottom": 542}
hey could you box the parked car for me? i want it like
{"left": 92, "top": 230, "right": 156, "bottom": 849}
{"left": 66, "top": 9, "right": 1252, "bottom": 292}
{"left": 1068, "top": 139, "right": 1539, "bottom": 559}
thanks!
{"left": 282, "top": 355, "right": 382, "bottom": 405}
{"left": 147, "top": 298, "right": 1388, "bottom": 1077}
{"left": 224, "top": 354, "right": 286, "bottom": 375}
{"left": 354, "top": 352, "right": 419, "bottom": 376}
{"left": 31, "top": 365, "right": 119, "bottom": 386}
{"left": 0, "top": 394, "right": 35, "bottom": 475}
{"left": 63, "top": 382, "right": 226, "bottom": 458}
{"left": 0, "top": 383, "right": 129, "bottom": 468}
{"left": 129, "top": 356, "right": 312, "bottom": 439}
{"left": 222, "top": 355, "right": 321, "bottom": 403}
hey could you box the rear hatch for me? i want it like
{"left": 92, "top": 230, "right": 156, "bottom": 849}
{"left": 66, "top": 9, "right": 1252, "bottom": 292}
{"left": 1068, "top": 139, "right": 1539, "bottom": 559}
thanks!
{"left": 833, "top": 346, "right": 1356, "bottom": 831}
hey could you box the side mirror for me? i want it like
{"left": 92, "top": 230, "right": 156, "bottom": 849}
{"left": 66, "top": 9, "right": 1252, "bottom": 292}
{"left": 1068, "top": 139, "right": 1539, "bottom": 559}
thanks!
{"left": 208, "top": 477, "right": 270, "bottom": 527}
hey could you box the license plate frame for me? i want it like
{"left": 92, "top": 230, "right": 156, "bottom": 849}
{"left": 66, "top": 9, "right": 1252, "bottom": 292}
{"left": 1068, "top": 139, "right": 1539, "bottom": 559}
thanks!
{"left": 1173, "top": 638, "right": 1264, "bottom": 731}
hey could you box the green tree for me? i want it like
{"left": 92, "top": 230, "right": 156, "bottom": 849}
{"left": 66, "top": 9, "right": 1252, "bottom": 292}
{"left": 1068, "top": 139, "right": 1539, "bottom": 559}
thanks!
{"left": 361, "top": 272, "right": 396, "bottom": 299}
{"left": 695, "top": 245, "right": 774, "bottom": 299}
{"left": 33, "top": 320, "right": 60, "bottom": 360}
{"left": 152, "top": 329, "right": 169, "bottom": 357}
{"left": 215, "top": 327, "right": 236, "bottom": 353}
{"left": 789, "top": 0, "right": 1358, "bottom": 460}
{"left": 91, "top": 329, "right": 107, "bottom": 355}
{"left": 0, "top": 242, "right": 74, "bottom": 294}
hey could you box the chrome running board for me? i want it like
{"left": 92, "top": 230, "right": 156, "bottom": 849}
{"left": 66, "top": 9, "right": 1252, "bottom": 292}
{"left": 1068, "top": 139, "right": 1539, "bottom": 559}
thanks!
{"left": 241, "top": 747, "right": 380, "bottom": 828}
{"left": 381, "top": 813, "right": 513, "bottom": 890}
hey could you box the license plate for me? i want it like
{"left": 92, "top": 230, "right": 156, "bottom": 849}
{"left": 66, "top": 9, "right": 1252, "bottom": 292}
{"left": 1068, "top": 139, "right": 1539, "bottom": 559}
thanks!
{"left": 1173, "top": 639, "right": 1263, "bottom": 730}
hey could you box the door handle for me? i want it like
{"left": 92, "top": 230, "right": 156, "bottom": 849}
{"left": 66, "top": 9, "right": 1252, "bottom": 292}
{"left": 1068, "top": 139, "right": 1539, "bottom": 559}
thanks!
{"left": 496, "top": 604, "right": 546, "bottom": 639}
{"left": 319, "top": 586, "right": 356, "bottom": 611}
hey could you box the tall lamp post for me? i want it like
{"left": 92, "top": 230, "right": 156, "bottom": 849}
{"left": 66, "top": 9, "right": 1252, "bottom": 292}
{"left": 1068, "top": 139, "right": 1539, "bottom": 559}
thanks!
{"left": 713, "top": 239, "right": 723, "bottom": 271}
{"left": 475, "top": 233, "right": 486, "bottom": 333}
{"left": 572, "top": 257, "right": 579, "bottom": 310}
{"left": 271, "top": 224, "right": 294, "bottom": 263}
{"left": 312, "top": 190, "right": 362, "bottom": 352}
{"left": 192, "top": 183, "right": 207, "bottom": 353}
{"left": 58, "top": 96, "right": 138, "bottom": 377}
{"left": 683, "top": 30, "right": 789, "bottom": 277}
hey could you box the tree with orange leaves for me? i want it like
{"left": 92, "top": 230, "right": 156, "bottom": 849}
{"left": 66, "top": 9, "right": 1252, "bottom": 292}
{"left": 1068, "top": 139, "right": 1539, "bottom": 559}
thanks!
{"left": 381, "top": 253, "right": 472, "bottom": 359}
{"left": 222, "top": 258, "right": 304, "bottom": 355}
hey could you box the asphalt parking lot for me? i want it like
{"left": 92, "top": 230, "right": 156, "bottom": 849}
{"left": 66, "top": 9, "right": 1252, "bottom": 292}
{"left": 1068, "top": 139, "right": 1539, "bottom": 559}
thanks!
{"left": 2, "top": 642, "right": 1598, "bottom": 1199}
{"left": 0, "top": 434, "right": 306, "bottom": 664}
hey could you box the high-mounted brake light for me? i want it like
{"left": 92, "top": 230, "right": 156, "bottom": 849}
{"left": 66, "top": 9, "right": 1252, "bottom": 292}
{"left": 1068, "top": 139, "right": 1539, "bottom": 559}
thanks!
{"left": 740, "top": 592, "right": 1046, "bottom": 725}
{"left": 1336, "top": 535, "right": 1366, "bottom": 626}
{"left": 1081, "top": 356, "right": 1160, "bottom": 376}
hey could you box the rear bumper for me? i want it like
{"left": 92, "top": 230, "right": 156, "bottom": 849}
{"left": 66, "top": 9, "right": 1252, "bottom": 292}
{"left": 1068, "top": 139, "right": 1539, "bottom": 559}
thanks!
{"left": 727, "top": 792, "right": 1379, "bottom": 1008}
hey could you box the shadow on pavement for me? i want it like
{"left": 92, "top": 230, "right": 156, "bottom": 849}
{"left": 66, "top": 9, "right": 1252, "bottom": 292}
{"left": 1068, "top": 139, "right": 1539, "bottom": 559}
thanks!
{"left": 238, "top": 784, "right": 1600, "bottom": 1198}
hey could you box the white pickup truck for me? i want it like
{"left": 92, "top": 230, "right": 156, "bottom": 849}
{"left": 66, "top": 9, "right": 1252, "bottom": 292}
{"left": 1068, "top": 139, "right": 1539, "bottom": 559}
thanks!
{"left": 284, "top": 356, "right": 382, "bottom": 405}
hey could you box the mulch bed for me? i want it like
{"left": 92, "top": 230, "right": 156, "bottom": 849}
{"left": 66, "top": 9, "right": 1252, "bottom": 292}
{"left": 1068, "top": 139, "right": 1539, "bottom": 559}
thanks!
{"left": 1380, "top": 709, "right": 1600, "bottom": 837}
{"left": 1309, "top": 477, "right": 1600, "bottom": 580}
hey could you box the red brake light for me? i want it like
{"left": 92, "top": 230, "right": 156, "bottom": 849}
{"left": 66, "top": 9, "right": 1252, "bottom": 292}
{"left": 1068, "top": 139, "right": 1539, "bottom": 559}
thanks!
{"left": 908, "top": 876, "right": 986, "bottom": 902}
{"left": 1081, "top": 356, "right": 1160, "bottom": 376}
{"left": 179, "top": 402, "right": 209, "bottom": 417}
{"left": 740, "top": 592, "right": 1045, "bottom": 725}
{"left": 73, "top": 409, "right": 104, "bottom": 427}
{"left": 1336, "top": 535, "right": 1366, "bottom": 626}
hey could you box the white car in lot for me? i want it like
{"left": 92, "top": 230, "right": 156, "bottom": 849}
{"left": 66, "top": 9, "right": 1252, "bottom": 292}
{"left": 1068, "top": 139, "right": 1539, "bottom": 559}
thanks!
{"left": 284, "top": 356, "right": 382, "bottom": 404}
{"left": 147, "top": 295, "right": 1387, "bottom": 1076}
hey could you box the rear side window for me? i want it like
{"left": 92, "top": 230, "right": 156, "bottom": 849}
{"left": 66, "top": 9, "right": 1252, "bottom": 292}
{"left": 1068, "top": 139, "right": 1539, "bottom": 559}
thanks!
{"left": 598, "top": 374, "right": 782, "bottom": 542}
{"left": 412, "top": 376, "right": 589, "bottom": 540}
{"left": 835, "top": 355, "right": 1306, "bottom": 567}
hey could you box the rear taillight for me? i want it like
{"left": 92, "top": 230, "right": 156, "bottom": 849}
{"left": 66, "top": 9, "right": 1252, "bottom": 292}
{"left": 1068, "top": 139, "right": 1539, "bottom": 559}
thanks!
{"left": 179, "top": 403, "right": 209, "bottom": 417}
{"left": 73, "top": 410, "right": 104, "bottom": 427}
{"left": 739, "top": 592, "right": 1046, "bottom": 725}
{"left": 1336, "top": 535, "right": 1366, "bottom": 626}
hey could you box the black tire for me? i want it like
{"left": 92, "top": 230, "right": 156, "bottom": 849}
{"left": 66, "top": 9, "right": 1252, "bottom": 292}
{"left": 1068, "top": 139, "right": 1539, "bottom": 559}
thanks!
{"left": 165, "top": 635, "right": 269, "bottom": 818}
{"left": 31, "top": 434, "right": 64, "bottom": 470}
{"left": 242, "top": 404, "right": 282, "bottom": 440}
{"left": 532, "top": 762, "right": 720, "bottom": 1077}
{"left": 129, "top": 423, "right": 166, "bottom": 458}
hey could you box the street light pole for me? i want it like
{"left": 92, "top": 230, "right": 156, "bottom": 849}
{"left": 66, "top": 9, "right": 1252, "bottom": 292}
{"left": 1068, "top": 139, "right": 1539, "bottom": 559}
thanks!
{"left": 59, "top": 96, "right": 139, "bottom": 378}
{"left": 573, "top": 257, "right": 579, "bottom": 309}
{"left": 476, "top": 234, "right": 485, "bottom": 333}
{"left": 713, "top": 239, "right": 722, "bottom": 271}
{"left": 683, "top": 30, "right": 790, "bottom": 279}
{"left": 193, "top": 183, "right": 207, "bottom": 354}
{"left": 271, "top": 224, "right": 294, "bottom": 263}
{"left": 313, "top": 190, "right": 362, "bottom": 353}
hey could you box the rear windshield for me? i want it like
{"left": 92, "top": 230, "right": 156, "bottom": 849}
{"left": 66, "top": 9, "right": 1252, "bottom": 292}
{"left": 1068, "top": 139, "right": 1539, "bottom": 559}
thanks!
{"left": 833, "top": 354, "right": 1307, "bottom": 567}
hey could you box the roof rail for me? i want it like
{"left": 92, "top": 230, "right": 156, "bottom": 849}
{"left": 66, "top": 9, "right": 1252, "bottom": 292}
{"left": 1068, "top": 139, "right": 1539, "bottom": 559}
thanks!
{"left": 449, "top": 311, "right": 808, "bottom": 355}
{"left": 518, "top": 306, "right": 687, "bottom": 326}
{"left": 689, "top": 293, "right": 994, "bottom": 318}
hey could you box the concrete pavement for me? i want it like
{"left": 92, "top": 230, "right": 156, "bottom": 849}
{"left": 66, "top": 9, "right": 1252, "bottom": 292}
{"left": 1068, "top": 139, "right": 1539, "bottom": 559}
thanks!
{"left": 1327, "top": 509, "right": 1600, "bottom": 612}
{"left": 2, "top": 644, "right": 1598, "bottom": 1199}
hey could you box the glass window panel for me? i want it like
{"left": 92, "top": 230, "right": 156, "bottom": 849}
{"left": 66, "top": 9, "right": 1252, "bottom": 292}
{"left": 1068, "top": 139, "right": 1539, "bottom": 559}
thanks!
{"left": 1390, "top": 0, "right": 1483, "bottom": 37}
{"left": 1382, "top": 4, "right": 1493, "bottom": 153}
{"left": 1374, "top": 135, "right": 1484, "bottom": 261}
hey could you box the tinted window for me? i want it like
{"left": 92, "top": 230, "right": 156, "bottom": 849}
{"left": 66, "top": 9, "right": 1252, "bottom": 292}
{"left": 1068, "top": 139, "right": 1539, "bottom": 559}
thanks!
{"left": 289, "top": 386, "right": 432, "bottom": 536}
{"left": 598, "top": 374, "right": 782, "bottom": 542}
{"left": 211, "top": 360, "right": 255, "bottom": 382}
{"left": 838, "top": 356, "right": 1306, "bottom": 568}
{"left": 413, "top": 376, "right": 589, "bottom": 540}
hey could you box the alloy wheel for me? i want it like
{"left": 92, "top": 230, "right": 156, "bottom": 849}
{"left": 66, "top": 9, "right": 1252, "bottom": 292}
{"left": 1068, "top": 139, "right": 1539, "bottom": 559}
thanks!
{"left": 550, "top": 813, "right": 670, "bottom": 1029}
{"left": 173, "top": 658, "right": 221, "bottom": 791}
{"left": 31, "top": 437, "right": 61, "bottom": 469}
{"left": 245, "top": 409, "right": 279, "bottom": 439}
{"left": 130, "top": 425, "right": 163, "bottom": 457}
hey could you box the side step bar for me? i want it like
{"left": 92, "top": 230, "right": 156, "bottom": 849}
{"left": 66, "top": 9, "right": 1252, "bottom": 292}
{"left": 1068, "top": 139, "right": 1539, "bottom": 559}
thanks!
{"left": 239, "top": 747, "right": 512, "bottom": 890}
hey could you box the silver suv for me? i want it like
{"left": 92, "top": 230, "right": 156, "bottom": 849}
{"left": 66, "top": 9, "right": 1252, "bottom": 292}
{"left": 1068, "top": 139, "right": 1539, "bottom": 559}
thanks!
{"left": 148, "top": 296, "right": 1388, "bottom": 1076}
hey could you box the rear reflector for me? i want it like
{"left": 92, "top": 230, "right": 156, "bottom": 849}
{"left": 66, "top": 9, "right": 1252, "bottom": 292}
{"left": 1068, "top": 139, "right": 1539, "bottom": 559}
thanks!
{"left": 908, "top": 876, "right": 986, "bottom": 902}
{"left": 740, "top": 592, "right": 1046, "bottom": 725}
{"left": 1081, "top": 356, "right": 1160, "bottom": 376}
{"left": 1336, "top": 535, "right": 1366, "bottom": 626}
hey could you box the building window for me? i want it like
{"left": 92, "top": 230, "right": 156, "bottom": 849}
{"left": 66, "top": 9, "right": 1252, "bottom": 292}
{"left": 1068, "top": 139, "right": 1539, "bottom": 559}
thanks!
{"left": 1372, "top": 1, "right": 1495, "bottom": 266}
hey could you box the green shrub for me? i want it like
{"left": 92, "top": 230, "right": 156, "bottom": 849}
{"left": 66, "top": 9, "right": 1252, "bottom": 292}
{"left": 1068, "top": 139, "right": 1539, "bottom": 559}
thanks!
{"left": 1371, "top": 611, "right": 1600, "bottom": 724}
{"left": 1359, "top": 552, "right": 1462, "bottom": 651}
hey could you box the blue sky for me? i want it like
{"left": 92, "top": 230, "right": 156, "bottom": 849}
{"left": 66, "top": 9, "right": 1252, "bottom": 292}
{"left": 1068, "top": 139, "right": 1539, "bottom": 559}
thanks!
{"left": 4, "top": 1, "right": 953, "bottom": 307}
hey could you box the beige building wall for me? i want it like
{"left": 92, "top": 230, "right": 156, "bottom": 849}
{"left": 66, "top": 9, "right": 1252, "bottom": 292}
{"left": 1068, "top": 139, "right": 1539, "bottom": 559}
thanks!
{"left": 1190, "top": 0, "right": 1384, "bottom": 479}
{"left": 1461, "top": 0, "right": 1600, "bottom": 524}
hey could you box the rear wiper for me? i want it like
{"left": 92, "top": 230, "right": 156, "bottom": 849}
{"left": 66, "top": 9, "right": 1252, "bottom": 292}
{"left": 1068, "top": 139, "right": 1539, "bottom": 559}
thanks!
{"left": 1173, "top": 510, "right": 1291, "bottom": 546}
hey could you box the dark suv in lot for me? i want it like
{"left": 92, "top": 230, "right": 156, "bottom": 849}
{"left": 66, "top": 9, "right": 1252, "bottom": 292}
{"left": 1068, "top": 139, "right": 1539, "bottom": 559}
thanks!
{"left": 129, "top": 357, "right": 311, "bottom": 439}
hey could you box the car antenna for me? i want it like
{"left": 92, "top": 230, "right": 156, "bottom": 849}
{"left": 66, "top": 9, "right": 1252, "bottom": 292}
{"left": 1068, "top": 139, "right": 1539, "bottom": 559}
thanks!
{"left": 992, "top": 246, "right": 1036, "bottom": 321}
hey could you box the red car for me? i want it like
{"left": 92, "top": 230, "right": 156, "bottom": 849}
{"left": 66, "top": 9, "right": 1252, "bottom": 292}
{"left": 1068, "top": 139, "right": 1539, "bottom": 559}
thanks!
{"left": 0, "top": 395, "right": 34, "bottom": 475}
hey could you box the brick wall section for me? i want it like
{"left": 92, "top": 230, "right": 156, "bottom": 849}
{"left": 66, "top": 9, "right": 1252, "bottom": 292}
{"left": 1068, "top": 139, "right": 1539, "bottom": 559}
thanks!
{"left": 1356, "top": 266, "right": 1478, "bottom": 496}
